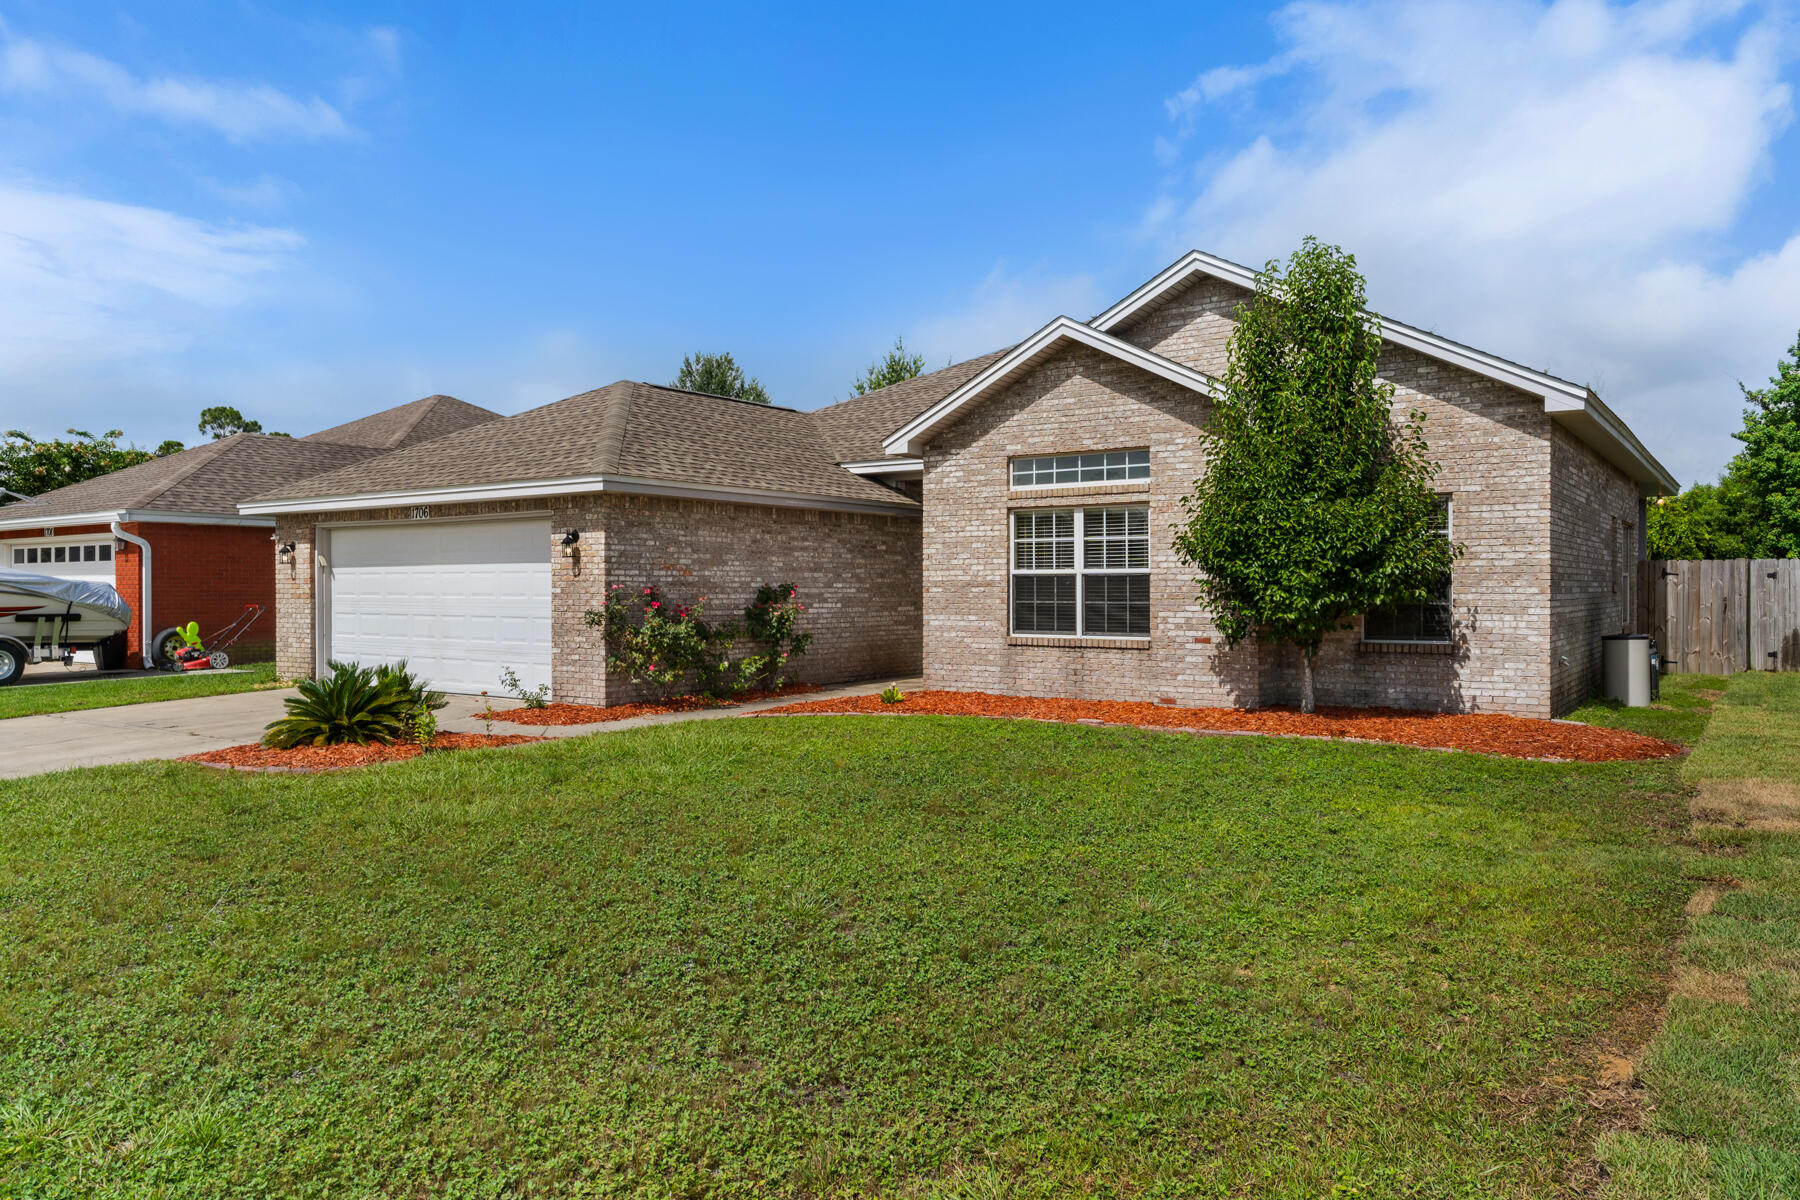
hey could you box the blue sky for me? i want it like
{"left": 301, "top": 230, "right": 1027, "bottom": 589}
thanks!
{"left": 1, "top": 1, "right": 1797, "bottom": 486}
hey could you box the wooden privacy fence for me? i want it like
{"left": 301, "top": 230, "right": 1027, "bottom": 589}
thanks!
{"left": 1635, "top": 559, "right": 1800, "bottom": 674}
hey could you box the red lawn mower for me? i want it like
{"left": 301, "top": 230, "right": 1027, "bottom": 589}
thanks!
{"left": 149, "top": 604, "right": 266, "bottom": 671}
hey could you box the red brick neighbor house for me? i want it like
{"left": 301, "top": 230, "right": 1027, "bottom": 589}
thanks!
{"left": 0, "top": 396, "right": 499, "bottom": 667}
{"left": 246, "top": 251, "right": 1676, "bottom": 718}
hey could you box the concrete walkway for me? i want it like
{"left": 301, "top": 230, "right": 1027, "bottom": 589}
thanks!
{"left": 0, "top": 676, "right": 922, "bottom": 779}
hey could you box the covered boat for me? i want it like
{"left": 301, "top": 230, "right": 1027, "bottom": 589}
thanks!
{"left": 0, "top": 568, "right": 133, "bottom": 684}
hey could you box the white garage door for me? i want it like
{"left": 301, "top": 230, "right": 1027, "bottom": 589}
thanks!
{"left": 324, "top": 518, "right": 552, "bottom": 697}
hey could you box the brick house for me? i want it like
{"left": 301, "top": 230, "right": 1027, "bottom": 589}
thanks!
{"left": 0, "top": 396, "right": 499, "bottom": 666}
{"left": 879, "top": 252, "right": 1676, "bottom": 717}
{"left": 245, "top": 251, "right": 1674, "bottom": 718}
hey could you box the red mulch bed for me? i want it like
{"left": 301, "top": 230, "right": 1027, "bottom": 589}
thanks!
{"left": 183, "top": 732, "right": 546, "bottom": 773}
{"left": 485, "top": 684, "right": 822, "bottom": 726}
{"left": 754, "top": 690, "right": 1684, "bottom": 763}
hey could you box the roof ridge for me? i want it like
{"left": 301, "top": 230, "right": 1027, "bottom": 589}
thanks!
{"left": 593, "top": 382, "right": 635, "bottom": 473}
{"left": 640, "top": 382, "right": 802, "bottom": 413}
{"left": 134, "top": 435, "right": 252, "bottom": 511}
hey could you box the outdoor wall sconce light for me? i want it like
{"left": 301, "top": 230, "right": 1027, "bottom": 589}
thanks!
{"left": 277, "top": 541, "right": 297, "bottom": 566}
{"left": 561, "top": 529, "right": 582, "bottom": 575}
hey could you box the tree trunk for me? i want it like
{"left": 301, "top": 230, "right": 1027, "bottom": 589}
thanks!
{"left": 1300, "top": 651, "right": 1316, "bottom": 714}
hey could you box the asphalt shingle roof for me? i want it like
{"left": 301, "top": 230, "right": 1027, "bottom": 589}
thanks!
{"left": 0, "top": 434, "right": 380, "bottom": 523}
{"left": 302, "top": 394, "right": 501, "bottom": 450}
{"left": 247, "top": 383, "right": 918, "bottom": 508}
{"left": 804, "top": 350, "right": 1010, "bottom": 463}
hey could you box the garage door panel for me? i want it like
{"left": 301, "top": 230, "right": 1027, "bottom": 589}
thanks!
{"left": 326, "top": 520, "right": 551, "bottom": 696}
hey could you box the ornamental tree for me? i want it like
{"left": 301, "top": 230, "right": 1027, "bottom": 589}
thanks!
{"left": 1172, "top": 237, "right": 1460, "bottom": 713}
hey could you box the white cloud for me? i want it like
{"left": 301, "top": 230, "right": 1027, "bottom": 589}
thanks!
{"left": 0, "top": 181, "right": 300, "bottom": 370}
{"left": 0, "top": 31, "right": 350, "bottom": 141}
{"left": 1148, "top": 0, "right": 1799, "bottom": 486}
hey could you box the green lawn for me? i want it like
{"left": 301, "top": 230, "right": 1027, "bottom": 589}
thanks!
{"left": 1568, "top": 673, "right": 1731, "bottom": 747}
{"left": 0, "top": 711, "right": 1696, "bottom": 1197}
{"left": 0, "top": 661, "right": 280, "bottom": 720}
{"left": 1593, "top": 670, "right": 1800, "bottom": 1200}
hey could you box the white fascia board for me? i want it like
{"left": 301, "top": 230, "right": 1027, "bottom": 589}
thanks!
{"left": 841, "top": 458, "right": 923, "bottom": 475}
{"left": 238, "top": 473, "right": 920, "bottom": 518}
{"left": 0, "top": 508, "right": 121, "bottom": 532}
{"left": 881, "top": 316, "right": 1218, "bottom": 456}
{"left": 1551, "top": 394, "right": 1680, "bottom": 495}
{"left": 1093, "top": 250, "right": 1590, "bottom": 404}
{"left": 1092, "top": 249, "right": 1677, "bottom": 493}
{"left": 122, "top": 510, "right": 277, "bottom": 528}
{"left": 0, "top": 508, "right": 278, "bottom": 531}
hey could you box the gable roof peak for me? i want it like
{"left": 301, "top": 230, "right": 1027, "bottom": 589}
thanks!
{"left": 882, "top": 316, "right": 1218, "bottom": 457}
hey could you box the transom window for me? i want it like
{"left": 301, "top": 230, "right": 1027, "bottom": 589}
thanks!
{"left": 1011, "top": 449, "right": 1148, "bottom": 488}
{"left": 1011, "top": 506, "right": 1150, "bottom": 638}
{"left": 1363, "top": 498, "right": 1452, "bottom": 643}
{"left": 11, "top": 543, "right": 112, "bottom": 566}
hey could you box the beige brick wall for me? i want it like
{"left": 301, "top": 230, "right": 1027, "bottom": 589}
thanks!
{"left": 274, "top": 494, "right": 921, "bottom": 705}
{"left": 919, "top": 277, "right": 1578, "bottom": 717}
{"left": 921, "top": 342, "right": 1259, "bottom": 706}
{"left": 572, "top": 493, "right": 921, "bottom": 704}
{"left": 1549, "top": 425, "right": 1644, "bottom": 714}
{"left": 1254, "top": 343, "right": 1557, "bottom": 716}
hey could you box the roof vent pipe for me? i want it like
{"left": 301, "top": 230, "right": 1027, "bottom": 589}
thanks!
{"left": 110, "top": 522, "right": 152, "bottom": 667}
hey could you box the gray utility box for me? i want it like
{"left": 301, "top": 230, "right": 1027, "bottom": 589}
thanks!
{"left": 1602, "top": 634, "right": 1653, "bottom": 707}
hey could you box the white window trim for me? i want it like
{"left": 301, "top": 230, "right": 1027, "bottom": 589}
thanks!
{"left": 1009, "top": 449, "right": 1151, "bottom": 491}
{"left": 1010, "top": 505, "right": 1152, "bottom": 639}
{"left": 1362, "top": 498, "right": 1454, "bottom": 645}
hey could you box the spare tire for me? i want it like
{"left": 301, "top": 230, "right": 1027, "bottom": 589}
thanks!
{"left": 147, "top": 627, "right": 184, "bottom": 670}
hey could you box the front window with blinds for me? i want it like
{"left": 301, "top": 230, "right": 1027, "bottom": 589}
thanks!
{"left": 1011, "top": 448, "right": 1149, "bottom": 488}
{"left": 1011, "top": 506, "right": 1150, "bottom": 637}
{"left": 1363, "top": 497, "right": 1453, "bottom": 643}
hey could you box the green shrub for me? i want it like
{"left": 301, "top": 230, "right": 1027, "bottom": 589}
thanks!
{"left": 584, "top": 583, "right": 813, "bottom": 700}
{"left": 743, "top": 583, "right": 812, "bottom": 690}
{"left": 263, "top": 660, "right": 447, "bottom": 748}
{"left": 880, "top": 685, "right": 905, "bottom": 705}
{"left": 498, "top": 667, "right": 550, "bottom": 709}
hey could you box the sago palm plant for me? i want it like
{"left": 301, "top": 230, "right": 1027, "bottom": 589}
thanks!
{"left": 263, "top": 660, "right": 446, "bottom": 748}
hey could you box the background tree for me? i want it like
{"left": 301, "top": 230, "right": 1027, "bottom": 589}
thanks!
{"left": 1647, "top": 479, "right": 1762, "bottom": 559}
{"left": 1728, "top": 330, "right": 1800, "bottom": 556}
{"left": 1173, "top": 237, "right": 1459, "bottom": 713}
{"left": 849, "top": 336, "right": 925, "bottom": 396}
{"left": 672, "top": 352, "right": 770, "bottom": 404}
{"left": 1646, "top": 333, "right": 1798, "bottom": 559}
{"left": 197, "top": 406, "right": 263, "bottom": 439}
{"left": 0, "top": 429, "right": 156, "bottom": 500}
{"left": 156, "top": 439, "right": 187, "bottom": 457}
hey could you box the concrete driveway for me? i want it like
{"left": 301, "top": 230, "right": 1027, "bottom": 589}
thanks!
{"left": 0, "top": 677, "right": 921, "bottom": 779}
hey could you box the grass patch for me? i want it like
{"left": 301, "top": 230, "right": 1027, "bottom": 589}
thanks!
{"left": 0, "top": 715, "right": 1693, "bottom": 1196}
{"left": 0, "top": 662, "right": 280, "bottom": 720}
{"left": 1568, "top": 673, "right": 1729, "bottom": 746}
{"left": 1595, "top": 671, "right": 1800, "bottom": 1199}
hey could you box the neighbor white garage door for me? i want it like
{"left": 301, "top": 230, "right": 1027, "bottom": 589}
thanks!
{"left": 324, "top": 518, "right": 552, "bottom": 696}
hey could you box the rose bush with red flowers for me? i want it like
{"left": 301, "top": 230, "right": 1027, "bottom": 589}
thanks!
{"left": 584, "top": 582, "right": 812, "bottom": 699}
